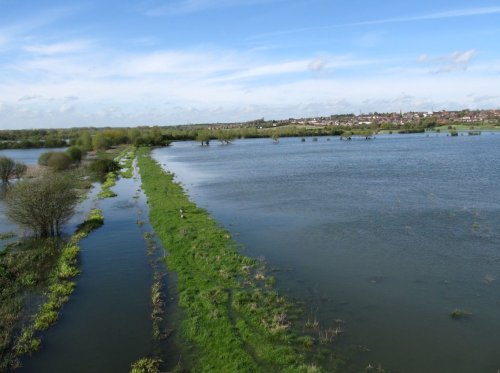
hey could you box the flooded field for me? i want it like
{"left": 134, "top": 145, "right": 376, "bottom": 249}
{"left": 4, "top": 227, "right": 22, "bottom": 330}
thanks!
{"left": 153, "top": 134, "right": 500, "bottom": 372}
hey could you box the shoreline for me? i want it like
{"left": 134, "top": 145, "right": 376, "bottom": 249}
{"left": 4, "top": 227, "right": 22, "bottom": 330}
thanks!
{"left": 137, "top": 147, "right": 333, "bottom": 372}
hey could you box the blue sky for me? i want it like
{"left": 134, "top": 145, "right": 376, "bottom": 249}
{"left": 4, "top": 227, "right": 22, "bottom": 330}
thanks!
{"left": 0, "top": 0, "right": 499, "bottom": 128}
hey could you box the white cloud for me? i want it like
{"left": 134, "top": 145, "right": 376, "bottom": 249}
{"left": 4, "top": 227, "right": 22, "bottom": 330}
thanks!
{"left": 145, "top": 0, "right": 283, "bottom": 16}
{"left": 251, "top": 6, "right": 500, "bottom": 40}
{"left": 18, "top": 94, "right": 43, "bottom": 102}
{"left": 23, "top": 40, "right": 91, "bottom": 55}
{"left": 417, "top": 54, "right": 428, "bottom": 63}
{"left": 418, "top": 49, "right": 477, "bottom": 73}
{"left": 308, "top": 57, "right": 328, "bottom": 72}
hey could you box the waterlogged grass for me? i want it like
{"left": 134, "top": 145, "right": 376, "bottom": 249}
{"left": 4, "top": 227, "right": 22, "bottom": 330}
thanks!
{"left": 0, "top": 208, "right": 104, "bottom": 371}
{"left": 130, "top": 357, "right": 163, "bottom": 373}
{"left": 137, "top": 148, "right": 323, "bottom": 372}
{"left": 120, "top": 148, "right": 136, "bottom": 178}
{"left": 98, "top": 171, "right": 118, "bottom": 199}
{"left": 98, "top": 147, "right": 135, "bottom": 197}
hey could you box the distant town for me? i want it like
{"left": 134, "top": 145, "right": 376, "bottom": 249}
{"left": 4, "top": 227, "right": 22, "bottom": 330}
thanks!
{"left": 208, "top": 108, "right": 500, "bottom": 129}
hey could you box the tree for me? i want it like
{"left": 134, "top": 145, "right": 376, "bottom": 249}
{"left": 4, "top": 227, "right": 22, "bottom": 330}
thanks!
{"left": 0, "top": 156, "right": 15, "bottom": 184}
{"left": 216, "top": 131, "right": 236, "bottom": 144}
{"left": 13, "top": 162, "right": 27, "bottom": 179}
{"left": 66, "top": 146, "right": 83, "bottom": 163}
{"left": 196, "top": 131, "right": 210, "bottom": 146}
{"left": 6, "top": 174, "right": 79, "bottom": 237}
{"left": 78, "top": 131, "right": 93, "bottom": 151}
{"left": 92, "top": 133, "right": 111, "bottom": 151}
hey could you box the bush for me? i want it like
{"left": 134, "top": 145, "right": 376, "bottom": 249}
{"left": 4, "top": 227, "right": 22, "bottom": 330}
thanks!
{"left": 6, "top": 174, "right": 79, "bottom": 237}
{"left": 66, "top": 146, "right": 83, "bottom": 163}
{"left": 38, "top": 152, "right": 56, "bottom": 166}
{"left": 89, "top": 159, "right": 120, "bottom": 179}
{"left": 47, "top": 152, "right": 72, "bottom": 171}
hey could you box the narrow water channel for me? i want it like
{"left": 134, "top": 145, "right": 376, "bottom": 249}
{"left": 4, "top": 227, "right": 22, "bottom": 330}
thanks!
{"left": 20, "top": 163, "right": 170, "bottom": 372}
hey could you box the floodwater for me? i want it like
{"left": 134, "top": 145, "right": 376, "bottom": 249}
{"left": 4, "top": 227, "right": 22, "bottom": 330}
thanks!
{"left": 18, "top": 162, "right": 180, "bottom": 372}
{"left": 0, "top": 148, "right": 66, "bottom": 166}
{"left": 153, "top": 134, "right": 500, "bottom": 373}
{"left": 1, "top": 149, "right": 67, "bottom": 248}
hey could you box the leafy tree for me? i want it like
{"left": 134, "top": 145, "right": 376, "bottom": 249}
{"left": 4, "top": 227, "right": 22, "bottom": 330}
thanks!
{"left": 0, "top": 157, "right": 16, "bottom": 184}
{"left": 78, "top": 131, "right": 93, "bottom": 151}
{"left": 216, "top": 131, "right": 236, "bottom": 144}
{"left": 341, "top": 131, "right": 352, "bottom": 140}
{"left": 66, "top": 146, "right": 83, "bottom": 163}
{"left": 0, "top": 156, "right": 15, "bottom": 184}
{"left": 196, "top": 131, "right": 210, "bottom": 146}
{"left": 6, "top": 174, "right": 79, "bottom": 237}
{"left": 92, "top": 133, "right": 111, "bottom": 151}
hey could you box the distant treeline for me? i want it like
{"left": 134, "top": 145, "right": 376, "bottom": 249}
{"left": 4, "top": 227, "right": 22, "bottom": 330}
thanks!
{"left": 2, "top": 117, "right": 495, "bottom": 150}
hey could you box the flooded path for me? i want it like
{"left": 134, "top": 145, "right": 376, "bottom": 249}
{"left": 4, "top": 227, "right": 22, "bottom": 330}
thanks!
{"left": 20, "top": 163, "right": 173, "bottom": 372}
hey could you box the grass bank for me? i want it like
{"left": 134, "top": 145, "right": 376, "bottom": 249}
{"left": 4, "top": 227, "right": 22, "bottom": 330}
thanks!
{"left": 0, "top": 208, "right": 104, "bottom": 371}
{"left": 137, "top": 147, "right": 323, "bottom": 372}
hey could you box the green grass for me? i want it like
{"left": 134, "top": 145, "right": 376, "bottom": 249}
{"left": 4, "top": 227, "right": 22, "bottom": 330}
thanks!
{"left": 130, "top": 357, "right": 163, "bottom": 373}
{"left": 120, "top": 148, "right": 136, "bottom": 178}
{"left": 137, "top": 147, "right": 323, "bottom": 373}
{"left": 433, "top": 123, "right": 500, "bottom": 132}
{"left": 98, "top": 171, "right": 118, "bottom": 199}
{"left": 450, "top": 308, "right": 471, "bottom": 320}
{"left": 98, "top": 146, "right": 136, "bottom": 197}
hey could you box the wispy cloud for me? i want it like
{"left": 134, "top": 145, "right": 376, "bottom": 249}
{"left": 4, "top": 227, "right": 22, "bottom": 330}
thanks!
{"left": 251, "top": 6, "right": 500, "bottom": 39}
{"left": 145, "top": 0, "right": 282, "bottom": 16}
{"left": 0, "top": 6, "right": 80, "bottom": 51}
{"left": 418, "top": 49, "right": 477, "bottom": 73}
{"left": 23, "top": 40, "right": 91, "bottom": 55}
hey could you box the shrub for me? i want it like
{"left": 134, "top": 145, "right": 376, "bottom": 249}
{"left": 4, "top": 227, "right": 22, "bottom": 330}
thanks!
{"left": 47, "top": 152, "right": 72, "bottom": 171}
{"left": 38, "top": 152, "right": 56, "bottom": 166}
{"left": 66, "top": 146, "right": 83, "bottom": 163}
{"left": 89, "top": 159, "right": 120, "bottom": 179}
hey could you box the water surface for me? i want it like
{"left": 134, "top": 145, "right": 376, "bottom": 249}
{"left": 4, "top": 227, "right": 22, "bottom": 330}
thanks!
{"left": 153, "top": 134, "right": 500, "bottom": 372}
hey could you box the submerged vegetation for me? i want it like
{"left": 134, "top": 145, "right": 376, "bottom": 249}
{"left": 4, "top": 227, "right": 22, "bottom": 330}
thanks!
{"left": 98, "top": 172, "right": 118, "bottom": 199}
{"left": 0, "top": 208, "right": 104, "bottom": 371}
{"left": 137, "top": 147, "right": 325, "bottom": 372}
{"left": 120, "top": 148, "right": 136, "bottom": 178}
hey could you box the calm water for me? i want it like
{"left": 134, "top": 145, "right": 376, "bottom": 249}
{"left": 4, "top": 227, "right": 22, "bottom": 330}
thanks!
{"left": 153, "top": 134, "right": 500, "bottom": 373}
{"left": 0, "top": 150, "right": 180, "bottom": 371}
{"left": 0, "top": 147, "right": 67, "bottom": 246}
{"left": 0, "top": 148, "right": 66, "bottom": 165}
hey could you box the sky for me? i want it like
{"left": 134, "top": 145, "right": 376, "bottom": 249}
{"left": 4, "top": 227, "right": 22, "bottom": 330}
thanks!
{"left": 0, "top": 0, "right": 499, "bottom": 129}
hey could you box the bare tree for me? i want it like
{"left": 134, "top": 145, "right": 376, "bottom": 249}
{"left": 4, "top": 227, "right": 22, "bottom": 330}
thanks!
{"left": 6, "top": 174, "right": 79, "bottom": 237}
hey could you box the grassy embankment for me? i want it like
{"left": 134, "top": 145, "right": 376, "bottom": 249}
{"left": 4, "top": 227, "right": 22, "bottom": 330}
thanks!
{"left": 0, "top": 208, "right": 104, "bottom": 371}
{"left": 137, "top": 147, "right": 323, "bottom": 372}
